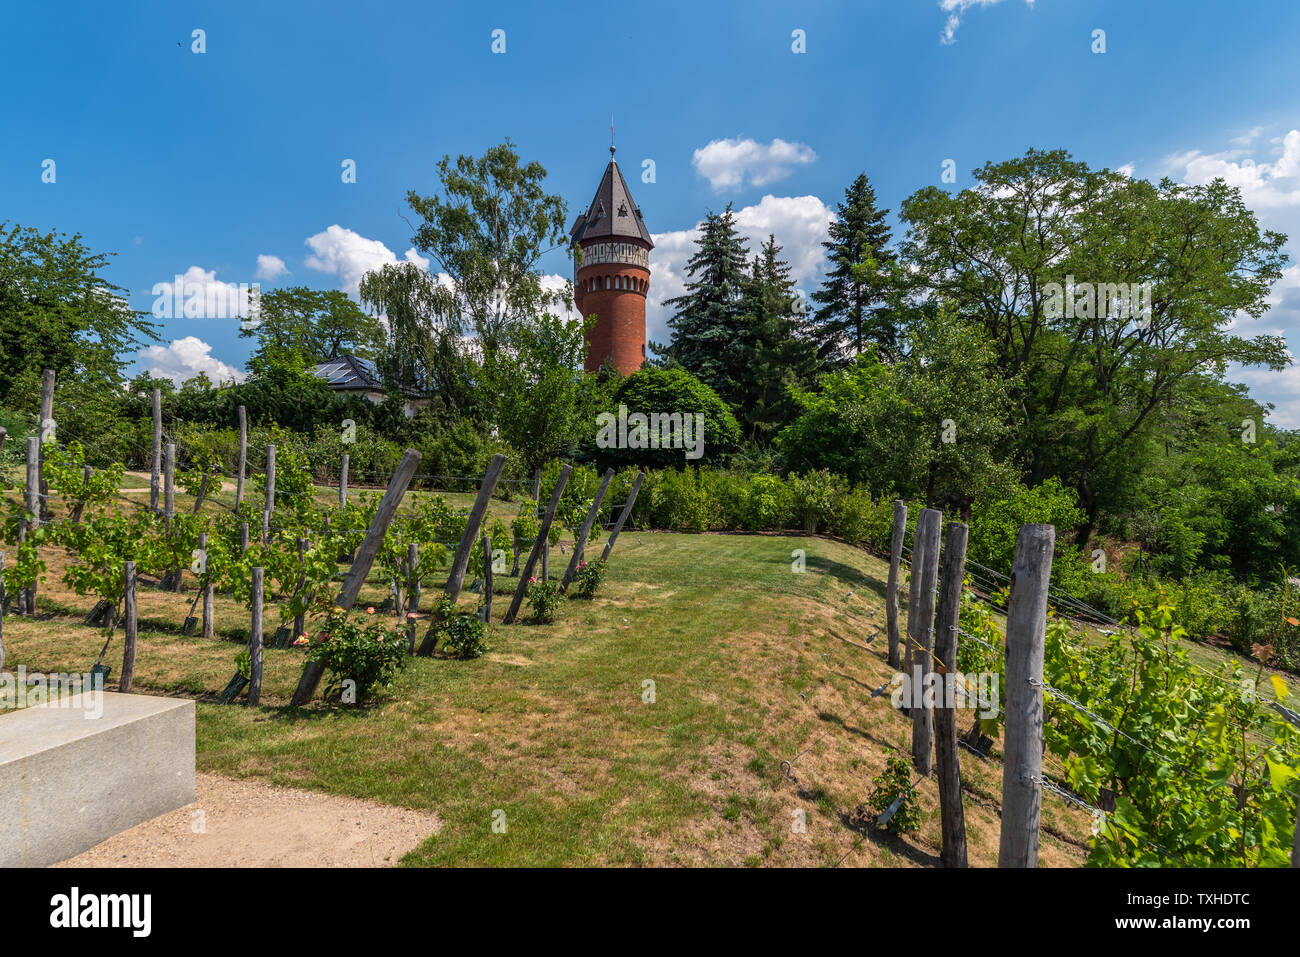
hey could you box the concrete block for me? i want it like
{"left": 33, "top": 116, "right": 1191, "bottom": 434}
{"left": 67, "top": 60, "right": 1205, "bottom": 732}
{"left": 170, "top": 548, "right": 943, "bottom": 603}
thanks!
{"left": 0, "top": 691, "right": 195, "bottom": 867}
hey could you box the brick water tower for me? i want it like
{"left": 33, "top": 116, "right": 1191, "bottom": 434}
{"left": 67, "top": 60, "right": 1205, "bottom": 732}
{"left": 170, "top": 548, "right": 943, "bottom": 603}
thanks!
{"left": 570, "top": 143, "right": 652, "bottom": 375}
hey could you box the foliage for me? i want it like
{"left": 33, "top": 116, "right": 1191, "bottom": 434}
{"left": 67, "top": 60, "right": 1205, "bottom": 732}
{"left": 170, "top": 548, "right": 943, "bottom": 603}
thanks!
{"left": 868, "top": 755, "right": 922, "bottom": 834}
{"left": 594, "top": 367, "right": 741, "bottom": 470}
{"left": 571, "top": 559, "right": 606, "bottom": 599}
{"left": 306, "top": 606, "right": 407, "bottom": 702}
{"left": 431, "top": 599, "right": 490, "bottom": 659}
{"left": 525, "top": 577, "right": 565, "bottom": 624}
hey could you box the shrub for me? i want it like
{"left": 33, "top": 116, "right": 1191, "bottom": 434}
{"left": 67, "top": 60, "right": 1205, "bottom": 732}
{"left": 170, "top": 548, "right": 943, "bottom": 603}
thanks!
{"left": 526, "top": 577, "right": 565, "bottom": 623}
{"left": 572, "top": 559, "right": 607, "bottom": 599}
{"left": 868, "top": 755, "right": 921, "bottom": 834}
{"left": 593, "top": 367, "right": 742, "bottom": 469}
{"left": 738, "top": 474, "right": 792, "bottom": 531}
{"left": 306, "top": 606, "right": 407, "bottom": 702}
{"left": 433, "top": 599, "right": 490, "bottom": 659}
{"left": 788, "top": 469, "right": 846, "bottom": 534}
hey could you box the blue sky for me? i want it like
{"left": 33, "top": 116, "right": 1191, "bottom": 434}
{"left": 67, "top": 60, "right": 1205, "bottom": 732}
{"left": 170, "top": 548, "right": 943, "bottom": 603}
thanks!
{"left": 4, "top": 0, "right": 1300, "bottom": 424}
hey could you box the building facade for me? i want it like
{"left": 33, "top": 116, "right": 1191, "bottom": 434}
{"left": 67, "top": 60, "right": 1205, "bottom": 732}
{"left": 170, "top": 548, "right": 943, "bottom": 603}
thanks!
{"left": 570, "top": 146, "right": 653, "bottom": 375}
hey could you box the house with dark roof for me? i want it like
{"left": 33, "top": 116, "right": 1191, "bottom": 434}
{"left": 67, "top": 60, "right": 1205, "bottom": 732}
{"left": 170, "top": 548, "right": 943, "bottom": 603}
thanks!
{"left": 310, "top": 354, "right": 427, "bottom": 417}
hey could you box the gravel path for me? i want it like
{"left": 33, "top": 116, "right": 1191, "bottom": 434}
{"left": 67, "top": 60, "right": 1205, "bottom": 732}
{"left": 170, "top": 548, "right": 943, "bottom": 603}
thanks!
{"left": 54, "top": 773, "right": 441, "bottom": 868}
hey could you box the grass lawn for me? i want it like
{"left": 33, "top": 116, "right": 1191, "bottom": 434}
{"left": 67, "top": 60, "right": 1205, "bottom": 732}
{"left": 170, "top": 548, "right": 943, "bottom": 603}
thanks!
{"left": 8, "top": 477, "right": 1282, "bottom": 867}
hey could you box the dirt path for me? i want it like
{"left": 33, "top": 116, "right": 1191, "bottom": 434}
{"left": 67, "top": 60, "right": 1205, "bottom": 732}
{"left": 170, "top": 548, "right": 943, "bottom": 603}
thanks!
{"left": 54, "top": 773, "right": 441, "bottom": 868}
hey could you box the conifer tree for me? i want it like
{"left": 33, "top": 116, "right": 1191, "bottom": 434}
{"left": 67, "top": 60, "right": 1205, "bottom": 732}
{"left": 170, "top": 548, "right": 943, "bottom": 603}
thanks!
{"left": 810, "top": 173, "right": 897, "bottom": 364}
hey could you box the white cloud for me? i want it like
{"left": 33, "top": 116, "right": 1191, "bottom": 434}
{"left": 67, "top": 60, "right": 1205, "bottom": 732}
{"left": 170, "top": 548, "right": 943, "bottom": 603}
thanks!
{"left": 150, "top": 265, "right": 256, "bottom": 320}
{"left": 1164, "top": 130, "right": 1300, "bottom": 209}
{"left": 255, "top": 254, "right": 289, "bottom": 280}
{"left": 646, "top": 194, "right": 835, "bottom": 345}
{"left": 138, "top": 336, "right": 245, "bottom": 386}
{"left": 303, "top": 224, "right": 429, "bottom": 294}
{"left": 939, "top": 0, "right": 1036, "bottom": 45}
{"left": 692, "top": 137, "right": 816, "bottom": 191}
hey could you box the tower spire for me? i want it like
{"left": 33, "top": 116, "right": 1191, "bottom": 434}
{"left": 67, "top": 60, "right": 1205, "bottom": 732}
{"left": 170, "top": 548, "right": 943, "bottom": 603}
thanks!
{"left": 610, "top": 117, "right": 616, "bottom": 158}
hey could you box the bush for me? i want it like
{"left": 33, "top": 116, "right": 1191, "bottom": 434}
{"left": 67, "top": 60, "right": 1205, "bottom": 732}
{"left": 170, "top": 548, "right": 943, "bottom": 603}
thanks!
{"left": 833, "top": 489, "right": 892, "bottom": 547}
{"left": 868, "top": 756, "right": 921, "bottom": 834}
{"left": 433, "top": 599, "right": 490, "bottom": 659}
{"left": 572, "top": 559, "right": 607, "bottom": 599}
{"left": 788, "top": 469, "right": 846, "bottom": 534}
{"left": 593, "top": 367, "right": 741, "bottom": 470}
{"left": 737, "top": 474, "right": 792, "bottom": 531}
{"left": 306, "top": 607, "right": 407, "bottom": 702}
{"left": 526, "top": 577, "right": 565, "bottom": 623}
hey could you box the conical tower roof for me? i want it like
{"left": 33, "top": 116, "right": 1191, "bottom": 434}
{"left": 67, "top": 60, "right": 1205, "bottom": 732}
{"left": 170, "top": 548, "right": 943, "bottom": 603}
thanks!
{"left": 569, "top": 153, "right": 654, "bottom": 248}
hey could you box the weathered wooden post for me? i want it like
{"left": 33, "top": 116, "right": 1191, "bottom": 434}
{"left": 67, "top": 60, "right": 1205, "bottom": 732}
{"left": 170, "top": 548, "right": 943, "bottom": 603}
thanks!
{"left": 239, "top": 522, "right": 249, "bottom": 555}
{"left": 416, "top": 454, "right": 508, "bottom": 655}
{"left": 294, "top": 537, "right": 308, "bottom": 638}
{"left": 25, "top": 437, "right": 39, "bottom": 612}
{"left": 908, "top": 508, "right": 942, "bottom": 774}
{"left": 481, "top": 534, "right": 493, "bottom": 621}
{"left": 998, "top": 524, "right": 1055, "bottom": 869}
{"left": 561, "top": 468, "right": 614, "bottom": 591}
{"left": 201, "top": 533, "right": 215, "bottom": 641}
{"left": 934, "top": 520, "right": 970, "bottom": 868}
{"left": 503, "top": 465, "right": 571, "bottom": 625}
{"left": 406, "top": 542, "right": 420, "bottom": 654}
{"left": 248, "top": 566, "right": 264, "bottom": 707}
{"left": 262, "top": 444, "right": 276, "bottom": 543}
{"left": 600, "top": 471, "right": 645, "bottom": 563}
{"left": 235, "top": 404, "right": 247, "bottom": 510}
{"left": 16, "top": 519, "right": 28, "bottom": 615}
{"left": 164, "top": 442, "right": 178, "bottom": 590}
{"left": 119, "top": 561, "right": 138, "bottom": 693}
{"left": 339, "top": 452, "right": 349, "bottom": 508}
{"left": 291, "top": 449, "right": 422, "bottom": 706}
{"left": 38, "top": 369, "right": 54, "bottom": 519}
{"left": 887, "top": 501, "right": 907, "bottom": 670}
{"left": 150, "top": 388, "right": 162, "bottom": 512}
{"left": 70, "top": 464, "right": 93, "bottom": 523}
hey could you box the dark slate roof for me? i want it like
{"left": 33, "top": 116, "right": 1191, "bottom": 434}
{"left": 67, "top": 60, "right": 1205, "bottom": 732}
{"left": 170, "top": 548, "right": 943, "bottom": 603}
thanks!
{"left": 312, "top": 354, "right": 383, "bottom": 391}
{"left": 569, "top": 155, "right": 654, "bottom": 248}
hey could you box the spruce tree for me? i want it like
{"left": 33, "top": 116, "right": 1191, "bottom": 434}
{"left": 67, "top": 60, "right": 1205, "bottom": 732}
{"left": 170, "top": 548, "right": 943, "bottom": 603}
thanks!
{"left": 655, "top": 205, "right": 751, "bottom": 402}
{"left": 737, "top": 235, "right": 819, "bottom": 440}
{"left": 810, "top": 173, "right": 897, "bottom": 364}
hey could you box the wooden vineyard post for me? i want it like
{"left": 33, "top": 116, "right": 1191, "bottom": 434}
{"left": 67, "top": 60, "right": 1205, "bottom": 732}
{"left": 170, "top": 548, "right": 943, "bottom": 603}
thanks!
{"left": 164, "top": 442, "right": 178, "bottom": 590}
{"left": 25, "top": 437, "right": 39, "bottom": 612}
{"left": 339, "top": 452, "right": 349, "bottom": 508}
{"left": 151, "top": 388, "right": 162, "bottom": 512}
{"left": 294, "top": 537, "right": 308, "bottom": 639}
{"left": 481, "top": 534, "right": 493, "bottom": 621}
{"left": 887, "top": 500, "right": 907, "bottom": 670}
{"left": 445, "top": 454, "right": 507, "bottom": 603}
{"left": 119, "top": 561, "right": 138, "bottom": 693}
{"left": 934, "top": 520, "right": 970, "bottom": 868}
{"left": 417, "top": 454, "right": 507, "bottom": 655}
{"left": 599, "top": 471, "right": 645, "bottom": 563}
{"left": 16, "top": 519, "right": 28, "bottom": 615}
{"left": 39, "top": 369, "right": 54, "bottom": 519}
{"left": 998, "top": 524, "right": 1055, "bottom": 868}
{"left": 239, "top": 523, "right": 249, "bottom": 555}
{"left": 235, "top": 404, "right": 247, "bottom": 510}
{"left": 406, "top": 542, "right": 419, "bottom": 654}
{"left": 290, "top": 449, "right": 422, "bottom": 706}
{"left": 262, "top": 444, "right": 276, "bottom": 543}
{"left": 503, "top": 465, "right": 571, "bottom": 625}
{"left": 908, "top": 507, "right": 942, "bottom": 774}
{"left": 71, "top": 465, "right": 93, "bottom": 523}
{"left": 248, "top": 566, "right": 264, "bottom": 707}
{"left": 201, "top": 532, "right": 215, "bottom": 641}
{"left": 561, "top": 468, "right": 614, "bottom": 591}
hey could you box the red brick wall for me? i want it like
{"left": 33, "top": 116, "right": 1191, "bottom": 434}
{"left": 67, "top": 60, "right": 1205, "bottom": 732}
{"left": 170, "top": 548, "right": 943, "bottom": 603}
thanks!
{"left": 574, "top": 264, "right": 649, "bottom": 375}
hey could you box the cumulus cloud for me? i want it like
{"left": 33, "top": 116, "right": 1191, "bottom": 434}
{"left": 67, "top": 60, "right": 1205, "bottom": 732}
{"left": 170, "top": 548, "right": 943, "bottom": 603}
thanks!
{"left": 1164, "top": 130, "right": 1300, "bottom": 210}
{"left": 150, "top": 265, "right": 256, "bottom": 320}
{"left": 138, "top": 336, "right": 246, "bottom": 386}
{"left": 692, "top": 137, "right": 816, "bottom": 191}
{"left": 646, "top": 194, "right": 835, "bottom": 345}
{"left": 255, "top": 254, "right": 289, "bottom": 280}
{"left": 303, "top": 224, "right": 429, "bottom": 294}
{"left": 939, "top": 0, "right": 1036, "bottom": 45}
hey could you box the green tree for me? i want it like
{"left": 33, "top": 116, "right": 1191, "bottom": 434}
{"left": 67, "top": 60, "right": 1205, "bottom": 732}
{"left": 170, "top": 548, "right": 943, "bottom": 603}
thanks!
{"left": 405, "top": 140, "right": 570, "bottom": 355}
{"left": 810, "top": 173, "right": 897, "bottom": 364}
{"left": 0, "top": 222, "right": 157, "bottom": 409}
{"left": 593, "top": 367, "right": 741, "bottom": 470}
{"left": 655, "top": 205, "right": 751, "bottom": 404}
{"left": 240, "top": 286, "right": 380, "bottom": 366}
{"left": 899, "top": 149, "right": 1290, "bottom": 542}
